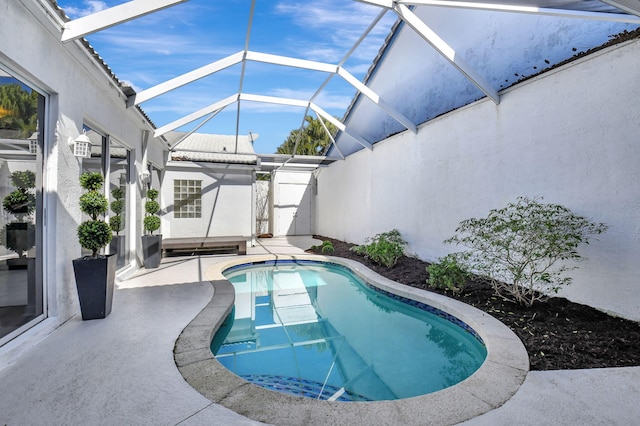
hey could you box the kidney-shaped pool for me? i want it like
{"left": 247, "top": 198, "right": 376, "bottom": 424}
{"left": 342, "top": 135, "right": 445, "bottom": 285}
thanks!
{"left": 211, "top": 259, "right": 487, "bottom": 402}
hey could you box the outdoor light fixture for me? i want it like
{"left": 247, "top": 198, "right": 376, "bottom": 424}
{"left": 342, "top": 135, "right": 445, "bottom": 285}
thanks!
{"left": 73, "top": 131, "right": 92, "bottom": 158}
{"left": 27, "top": 132, "right": 38, "bottom": 154}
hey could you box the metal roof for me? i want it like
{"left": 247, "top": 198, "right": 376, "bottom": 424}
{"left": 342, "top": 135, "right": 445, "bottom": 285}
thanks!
{"left": 53, "top": 0, "right": 640, "bottom": 157}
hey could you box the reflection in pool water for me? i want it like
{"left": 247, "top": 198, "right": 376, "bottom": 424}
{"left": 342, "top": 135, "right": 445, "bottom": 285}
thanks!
{"left": 212, "top": 260, "right": 487, "bottom": 402}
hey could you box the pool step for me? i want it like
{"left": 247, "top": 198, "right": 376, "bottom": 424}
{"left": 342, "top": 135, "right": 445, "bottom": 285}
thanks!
{"left": 241, "top": 374, "right": 371, "bottom": 402}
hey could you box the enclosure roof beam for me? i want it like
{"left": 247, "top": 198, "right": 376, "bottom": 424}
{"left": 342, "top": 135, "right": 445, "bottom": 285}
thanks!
{"left": 601, "top": 0, "right": 640, "bottom": 17}
{"left": 154, "top": 94, "right": 238, "bottom": 138}
{"left": 396, "top": 0, "right": 640, "bottom": 23}
{"left": 61, "top": 0, "right": 189, "bottom": 43}
{"left": 245, "top": 51, "right": 338, "bottom": 73}
{"left": 310, "top": 104, "right": 373, "bottom": 150}
{"left": 128, "top": 51, "right": 245, "bottom": 107}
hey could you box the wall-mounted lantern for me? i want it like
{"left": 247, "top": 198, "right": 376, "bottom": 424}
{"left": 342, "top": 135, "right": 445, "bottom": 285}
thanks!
{"left": 28, "top": 132, "right": 39, "bottom": 154}
{"left": 72, "top": 131, "right": 92, "bottom": 158}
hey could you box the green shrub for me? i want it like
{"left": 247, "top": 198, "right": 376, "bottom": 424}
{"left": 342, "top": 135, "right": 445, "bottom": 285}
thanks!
{"left": 321, "top": 240, "right": 334, "bottom": 254}
{"left": 110, "top": 188, "right": 125, "bottom": 235}
{"left": 426, "top": 254, "right": 470, "bottom": 293}
{"left": 144, "top": 188, "right": 161, "bottom": 234}
{"left": 3, "top": 170, "right": 36, "bottom": 218}
{"left": 350, "top": 229, "right": 406, "bottom": 268}
{"left": 445, "top": 196, "right": 607, "bottom": 306}
{"left": 77, "top": 172, "right": 111, "bottom": 257}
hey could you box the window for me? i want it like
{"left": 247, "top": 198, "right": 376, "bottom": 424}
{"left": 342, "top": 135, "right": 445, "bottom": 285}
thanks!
{"left": 174, "top": 179, "right": 201, "bottom": 218}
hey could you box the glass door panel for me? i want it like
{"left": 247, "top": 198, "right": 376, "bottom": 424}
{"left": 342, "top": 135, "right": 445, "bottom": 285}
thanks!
{"left": 0, "top": 69, "right": 44, "bottom": 345}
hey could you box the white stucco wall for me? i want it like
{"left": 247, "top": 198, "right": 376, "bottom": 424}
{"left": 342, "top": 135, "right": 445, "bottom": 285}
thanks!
{"left": 316, "top": 39, "right": 640, "bottom": 321}
{"left": 1, "top": 0, "right": 164, "bottom": 340}
{"left": 161, "top": 164, "right": 254, "bottom": 239}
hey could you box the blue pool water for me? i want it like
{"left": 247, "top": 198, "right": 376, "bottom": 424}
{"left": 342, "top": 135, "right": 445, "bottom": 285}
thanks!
{"left": 212, "top": 260, "right": 487, "bottom": 402}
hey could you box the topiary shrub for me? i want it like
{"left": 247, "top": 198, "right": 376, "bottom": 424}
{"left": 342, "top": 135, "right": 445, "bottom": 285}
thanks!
{"left": 444, "top": 196, "right": 608, "bottom": 306}
{"left": 3, "top": 170, "right": 36, "bottom": 221}
{"left": 109, "top": 188, "right": 124, "bottom": 236}
{"left": 77, "top": 172, "right": 112, "bottom": 258}
{"left": 351, "top": 229, "right": 406, "bottom": 268}
{"left": 143, "top": 188, "right": 160, "bottom": 235}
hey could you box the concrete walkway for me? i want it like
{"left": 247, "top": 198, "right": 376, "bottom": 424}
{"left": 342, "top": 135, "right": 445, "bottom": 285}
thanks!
{"left": 0, "top": 236, "right": 638, "bottom": 425}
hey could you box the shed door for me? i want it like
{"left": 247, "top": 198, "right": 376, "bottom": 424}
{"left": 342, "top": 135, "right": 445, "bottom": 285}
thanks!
{"left": 278, "top": 183, "right": 312, "bottom": 235}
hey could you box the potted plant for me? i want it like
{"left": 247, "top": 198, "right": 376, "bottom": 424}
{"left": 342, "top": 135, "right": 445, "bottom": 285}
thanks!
{"left": 2, "top": 170, "right": 36, "bottom": 269}
{"left": 72, "top": 172, "right": 115, "bottom": 320}
{"left": 141, "top": 188, "right": 162, "bottom": 268}
{"left": 109, "top": 187, "right": 125, "bottom": 268}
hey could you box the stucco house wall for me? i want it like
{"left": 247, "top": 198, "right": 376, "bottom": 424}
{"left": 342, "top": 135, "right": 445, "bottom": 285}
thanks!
{"left": 316, "top": 39, "right": 640, "bottom": 321}
{"left": 1, "top": 0, "right": 165, "bottom": 356}
{"left": 160, "top": 164, "right": 254, "bottom": 240}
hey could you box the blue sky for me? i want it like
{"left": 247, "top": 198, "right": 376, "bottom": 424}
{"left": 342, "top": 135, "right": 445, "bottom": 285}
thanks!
{"left": 58, "top": 0, "right": 397, "bottom": 153}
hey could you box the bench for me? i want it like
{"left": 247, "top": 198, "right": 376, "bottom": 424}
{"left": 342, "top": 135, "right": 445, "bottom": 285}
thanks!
{"left": 162, "top": 237, "right": 247, "bottom": 256}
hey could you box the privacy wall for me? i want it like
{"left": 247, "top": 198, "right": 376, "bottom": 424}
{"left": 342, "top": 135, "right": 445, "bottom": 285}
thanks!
{"left": 316, "top": 40, "right": 640, "bottom": 321}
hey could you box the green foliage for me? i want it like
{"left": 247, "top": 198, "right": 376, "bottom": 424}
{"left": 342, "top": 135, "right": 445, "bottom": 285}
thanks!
{"left": 321, "top": 240, "right": 334, "bottom": 254}
{"left": 143, "top": 188, "right": 161, "bottom": 235}
{"left": 3, "top": 170, "right": 36, "bottom": 218}
{"left": 427, "top": 254, "right": 470, "bottom": 293}
{"left": 143, "top": 216, "right": 161, "bottom": 234}
{"left": 109, "top": 216, "right": 122, "bottom": 234}
{"left": 79, "top": 191, "right": 108, "bottom": 220}
{"left": 79, "top": 172, "right": 104, "bottom": 191}
{"left": 10, "top": 170, "right": 36, "bottom": 189}
{"left": 145, "top": 200, "right": 160, "bottom": 215}
{"left": 77, "top": 172, "right": 110, "bottom": 257}
{"left": 351, "top": 229, "right": 406, "bottom": 268}
{"left": 78, "top": 220, "right": 112, "bottom": 256}
{"left": 110, "top": 188, "right": 124, "bottom": 235}
{"left": 0, "top": 83, "right": 38, "bottom": 138}
{"left": 445, "top": 196, "right": 608, "bottom": 306}
{"left": 275, "top": 115, "right": 337, "bottom": 155}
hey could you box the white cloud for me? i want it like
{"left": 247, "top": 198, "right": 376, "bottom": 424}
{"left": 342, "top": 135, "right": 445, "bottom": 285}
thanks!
{"left": 60, "top": 0, "right": 109, "bottom": 18}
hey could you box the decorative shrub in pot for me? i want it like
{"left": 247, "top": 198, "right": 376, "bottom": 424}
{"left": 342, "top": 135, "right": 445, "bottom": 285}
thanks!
{"left": 2, "top": 170, "right": 36, "bottom": 269}
{"left": 141, "top": 188, "right": 162, "bottom": 268}
{"left": 73, "top": 172, "right": 116, "bottom": 320}
{"left": 109, "top": 187, "right": 125, "bottom": 268}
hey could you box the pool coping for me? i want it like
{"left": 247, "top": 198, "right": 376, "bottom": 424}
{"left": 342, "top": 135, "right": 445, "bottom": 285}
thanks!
{"left": 174, "top": 254, "right": 529, "bottom": 425}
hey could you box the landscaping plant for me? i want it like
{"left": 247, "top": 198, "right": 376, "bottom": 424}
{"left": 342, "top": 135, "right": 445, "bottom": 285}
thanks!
{"left": 3, "top": 170, "right": 36, "bottom": 221}
{"left": 77, "top": 172, "right": 112, "bottom": 258}
{"left": 321, "top": 240, "right": 334, "bottom": 254}
{"left": 351, "top": 229, "right": 406, "bottom": 268}
{"left": 109, "top": 187, "right": 124, "bottom": 235}
{"left": 426, "top": 254, "right": 470, "bottom": 293}
{"left": 143, "top": 188, "right": 160, "bottom": 235}
{"left": 444, "top": 196, "right": 607, "bottom": 306}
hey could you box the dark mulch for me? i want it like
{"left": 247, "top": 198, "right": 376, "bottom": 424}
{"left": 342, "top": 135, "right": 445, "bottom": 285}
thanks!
{"left": 308, "top": 236, "right": 640, "bottom": 371}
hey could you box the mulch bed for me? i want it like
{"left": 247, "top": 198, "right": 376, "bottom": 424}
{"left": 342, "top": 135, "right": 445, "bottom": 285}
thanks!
{"left": 308, "top": 236, "right": 640, "bottom": 371}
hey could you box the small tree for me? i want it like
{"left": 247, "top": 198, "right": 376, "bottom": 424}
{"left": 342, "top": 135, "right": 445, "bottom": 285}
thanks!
{"left": 77, "top": 172, "right": 112, "bottom": 258}
{"left": 445, "top": 197, "right": 607, "bottom": 306}
{"left": 109, "top": 188, "right": 124, "bottom": 236}
{"left": 143, "top": 188, "right": 160, "bottom": 235}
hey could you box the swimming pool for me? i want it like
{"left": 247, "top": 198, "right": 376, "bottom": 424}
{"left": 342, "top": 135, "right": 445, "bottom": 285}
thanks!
{"left": 174, "top": 254, "right": 529, "bottom": 425}
{"left": 212, "top": 260, "right": 487, "bottom": 401}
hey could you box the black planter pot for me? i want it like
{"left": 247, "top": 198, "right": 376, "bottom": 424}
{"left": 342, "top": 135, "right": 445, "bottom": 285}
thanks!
{"left": 6, "top": 222, "right": 36, "bottom": 269}
{"left": 142, "top": 234, "right": 162, "bottom": 269}
{"left": 72, "top": 254, "right": 117, "bottom": 320}
{"left": 109, "top": 235, "right": 126, "bottom": 269}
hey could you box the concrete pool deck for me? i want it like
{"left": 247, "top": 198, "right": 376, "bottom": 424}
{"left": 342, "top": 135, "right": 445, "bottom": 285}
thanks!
{"left": 0, "top": 236, "right": 639, "bottom": 425}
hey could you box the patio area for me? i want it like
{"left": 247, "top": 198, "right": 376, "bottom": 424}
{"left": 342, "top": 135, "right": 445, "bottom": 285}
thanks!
{"left": 0, "top": 236, "right": 638, "bottom": 425}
